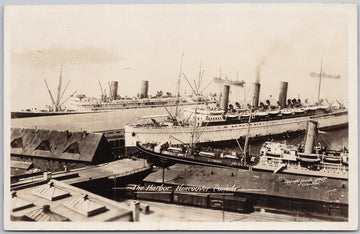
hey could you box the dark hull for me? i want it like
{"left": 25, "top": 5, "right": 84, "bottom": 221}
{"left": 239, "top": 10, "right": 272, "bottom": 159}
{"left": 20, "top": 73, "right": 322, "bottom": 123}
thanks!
{"left": 11, "top": 111, "right": 90, "bottom": 119}
{"left": 137, "top": 143, "right": 348, "bottom": 179}
{"left": 136, "top": 143, "right": 248, "bottom": 169}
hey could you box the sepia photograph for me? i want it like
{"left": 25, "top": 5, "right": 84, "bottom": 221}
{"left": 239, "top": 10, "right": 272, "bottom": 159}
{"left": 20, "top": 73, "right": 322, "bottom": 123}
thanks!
{"left": 3, "top": 3, "right": 358, "bottom": 230}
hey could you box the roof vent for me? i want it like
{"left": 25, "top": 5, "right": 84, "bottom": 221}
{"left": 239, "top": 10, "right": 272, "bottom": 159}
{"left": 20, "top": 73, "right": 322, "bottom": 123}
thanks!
{"left": 64, "top": 194, "right": 107, "bottom": 217}
{"left": 43, "top": 204, "right": 50, "bottom": 213}
{"left": 32, "top": 181, "right": 70, "bottom": 201}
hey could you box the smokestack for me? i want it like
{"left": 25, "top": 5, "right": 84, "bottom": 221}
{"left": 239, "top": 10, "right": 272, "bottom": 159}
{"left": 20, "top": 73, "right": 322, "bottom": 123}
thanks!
{"left": 278, "top": 81, "right": 288, "bottom": 109}
{"left": 140, "top": 80, "right": 149, "bottom": 99}
{"left": 304, "top": 121, "right": 318, "bottom": 154}
{"left": 110, "top": 81, "right": 118, "bottom": 100}
{"left": 252, "top": 83, "right": 260, "bottom": 107}
{"left": 220, "top": 85, "right": 230, "bottom": 112}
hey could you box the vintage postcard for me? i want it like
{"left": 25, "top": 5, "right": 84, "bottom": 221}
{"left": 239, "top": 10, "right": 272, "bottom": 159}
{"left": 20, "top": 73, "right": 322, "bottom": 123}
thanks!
{"left": 3, "top": 3, "right": 358, "bottom": 230}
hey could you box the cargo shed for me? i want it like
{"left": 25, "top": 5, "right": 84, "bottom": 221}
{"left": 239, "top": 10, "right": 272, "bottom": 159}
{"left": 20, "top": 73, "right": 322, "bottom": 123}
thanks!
{"left": 10, "top": 127, "right": 112, "bottom": 172}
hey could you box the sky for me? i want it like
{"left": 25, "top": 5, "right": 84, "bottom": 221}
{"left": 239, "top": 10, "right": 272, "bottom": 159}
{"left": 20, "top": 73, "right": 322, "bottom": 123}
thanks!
{"left": 5, "top": 4, "right": 353, "bottom": 110}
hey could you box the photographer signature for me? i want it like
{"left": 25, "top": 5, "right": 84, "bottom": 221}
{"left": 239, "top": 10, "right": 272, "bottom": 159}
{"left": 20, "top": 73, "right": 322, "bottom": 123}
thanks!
{"left": 282, "top": 177, "right": 327, "bottom": 186}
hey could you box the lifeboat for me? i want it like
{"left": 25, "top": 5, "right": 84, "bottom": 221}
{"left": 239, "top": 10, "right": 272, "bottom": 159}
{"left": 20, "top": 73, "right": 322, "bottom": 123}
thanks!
{"left": 255, "top": 112, "right": 268, "bottom": 117}
{"left": 294, "top": 108, "right": 305, "bottom": 114}
{"left": 297, "top": 157, "right": 321, "bottom": 163}
{"left": 297, "top": 153, "right": 321, "bottom": 163}
{"left": 281, "top": 109, "right": 293, "bottom": 115}
{"left": 309, "top": 106, "right": 320, "bottom": 111}
{"left": 240, "top": 113, "right": 250, "bottom": 119}
{"left": 269, "top": 110, "right": 280, "bottom": 115}
{"left": 318, "top": 105, "right": 330, "bottom": 110}
{"left": 323, "top": 155, "right": 342, "bottom": 163}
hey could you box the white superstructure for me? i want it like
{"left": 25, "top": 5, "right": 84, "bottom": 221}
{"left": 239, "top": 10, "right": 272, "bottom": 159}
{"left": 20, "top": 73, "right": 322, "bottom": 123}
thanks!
{"left": 125, "top": 106, "right": 348, "bottom": 147}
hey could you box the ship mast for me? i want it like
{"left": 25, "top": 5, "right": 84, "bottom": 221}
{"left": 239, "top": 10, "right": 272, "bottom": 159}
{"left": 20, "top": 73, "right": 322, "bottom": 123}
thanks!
{"left": 317, "top": 58, "right": 323, "bottom": 103}
{"left": 310, "top": 58, "right": 341, "bottom": 104}
{"left": 55, "top": 64, "right": 63, "bottom": 111}
{"left": 243, "top": 96, "right": 254, "bottom": 155}
{"left": 190, "top": 64, "right": 203, "bottom": 147}
{"left": 191, "top": 105, "right": 198, "bottom": 147}
{"left": 175, "top": 54, "right": 184, "bottom": 118}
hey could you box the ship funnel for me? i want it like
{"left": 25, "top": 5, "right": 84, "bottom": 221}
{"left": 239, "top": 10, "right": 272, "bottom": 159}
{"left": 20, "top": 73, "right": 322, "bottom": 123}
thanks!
{"left": 252, "top": 83, "right": 261, "bottom": 107}
{"left": 304, "top": 120, "right": 318, "bottom": 154}
{"left": 220, "top": 85, "right": 230, "bottom": 112}
{"left": 110, "top": 81, "right": 118, "bottom": 100}
{"left": 140, "top": 80, "right": 149, "bottom": 99}
{"left": 278, "top": 81, "right": 288, "bottom": 109}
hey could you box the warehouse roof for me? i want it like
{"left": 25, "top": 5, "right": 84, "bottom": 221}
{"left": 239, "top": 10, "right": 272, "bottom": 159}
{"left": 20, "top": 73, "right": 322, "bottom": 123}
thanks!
{"left": 11, "top": 179, "right": 133, "bottom": 222}
{"left": 11, "top": 128, "right": 106, "bottom": 163}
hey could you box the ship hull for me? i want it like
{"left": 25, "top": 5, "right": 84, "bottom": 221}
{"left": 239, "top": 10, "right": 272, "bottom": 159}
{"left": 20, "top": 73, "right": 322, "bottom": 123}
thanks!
{"left": 11, "top": 111, "right": 90, "bottom": 119}
{"left": 137, "top": 143, "right": 247, "bottom": 169}
{"left": 126, "top": 110, "right": 348, "bottom": 147}
{"left": 137, "top": 143, "right": 348, "bottom": 180}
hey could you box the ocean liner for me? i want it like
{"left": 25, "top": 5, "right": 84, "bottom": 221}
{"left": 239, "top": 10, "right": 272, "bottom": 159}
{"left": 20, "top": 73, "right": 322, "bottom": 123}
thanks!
{"left": 68, "top": 80, "right": 216, "bottom": 112}
{"left": 125, "top": 79, "right": 348, "bottom": 148}
{"left": 12, "top": 69, "right": 216, "bottom": 118}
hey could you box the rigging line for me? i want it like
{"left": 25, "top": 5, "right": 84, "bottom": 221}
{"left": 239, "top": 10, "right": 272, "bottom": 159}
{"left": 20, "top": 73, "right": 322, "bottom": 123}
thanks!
{"left": 169, "top": 135, "right": 186, "bottom": 144}
{"left": 197, "top": 62, "right": 202, "bottom": 94}
{"left": 200, "top": 79, "right": 213, "bottom": 94}
{"left": 184, "top": 111, "right": 194, "bottom": 123}
{"left": 193, "top": 79, "right": 199, "bottom": 94}
{"left": 291, "top": 133, "right": 305, "bottom": 145}
{"left": 319, "top": 133, "right": 331, "bottom": 148}
{"left": 183, "top": 73, "right": 197, "bottom": 95}
{"left": 59, "top": 91, "right": 77, "bottom": 107}
{"left": 235, "top": 138, "right": 244, "bottom": 153}
{"left": 44, "top": 79, "right": 56, "bottom": 106}
{"left": 193, "top": 121, "right": 210, "bottom": 145}
{"left": 163, "top": 105, "right": 175, "bottom": 120}
{"left": 59, "top": 80, "right": 71, "bottom": 101}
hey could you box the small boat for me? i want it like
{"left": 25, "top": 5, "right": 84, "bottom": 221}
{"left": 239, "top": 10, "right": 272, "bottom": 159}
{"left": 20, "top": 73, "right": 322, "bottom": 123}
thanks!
{"left": 323, "top": 155, "right": 342, "bottom": 163}
{"left": 269, "top": 110, "right": 280, "bottom": 115}
{"left": 255, "top": 112, "right": 268, "bottom": 117}
{"left": 297, "top": 154, "right": 321, "bottom": 163}
{"left": 281, "top": 110, "right": 292, "bottom": 115}
{"left": 294, "top": 108, "right": 305, "bottom": 114}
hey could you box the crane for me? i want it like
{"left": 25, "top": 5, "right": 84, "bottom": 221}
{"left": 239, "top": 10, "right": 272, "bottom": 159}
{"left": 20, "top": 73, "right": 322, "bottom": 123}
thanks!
{"left": 55, "top": 64, "right": 63, "bottom": 111}
{"left": 99, "top": 81, "right": 104, "bottom": 101}
{"left": 44, "top": 65, "right": 76, "bottom": 112}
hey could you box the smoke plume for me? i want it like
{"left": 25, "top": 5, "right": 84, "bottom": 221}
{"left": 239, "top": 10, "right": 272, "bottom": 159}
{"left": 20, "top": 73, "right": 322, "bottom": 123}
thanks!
{"left": 255, "top": 57, "right": 266, "bottom": 84}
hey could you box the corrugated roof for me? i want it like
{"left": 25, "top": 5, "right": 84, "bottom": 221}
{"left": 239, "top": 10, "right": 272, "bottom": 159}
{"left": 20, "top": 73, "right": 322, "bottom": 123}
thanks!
{"left": 11, "top": 127, "right": 105, "bottom": 163}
